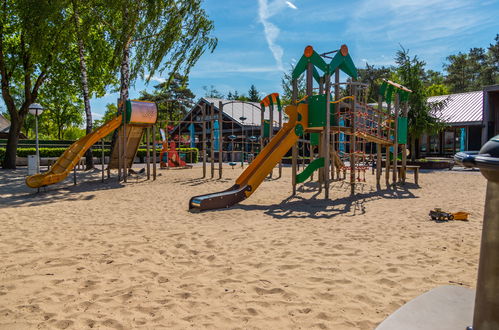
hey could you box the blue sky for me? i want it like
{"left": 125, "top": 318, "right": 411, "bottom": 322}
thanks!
{"left": 90, "top": 0, "right": 499, "bottom": 118}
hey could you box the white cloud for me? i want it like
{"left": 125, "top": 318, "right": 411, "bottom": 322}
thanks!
{"left": 285, "top": 1, "right": 297, "bottom": 10}
{"left": 149, "top": 76, "right": 166, "bottom": 83}
{"left": 257, "top": 0, "right": 296, "bottom": 72}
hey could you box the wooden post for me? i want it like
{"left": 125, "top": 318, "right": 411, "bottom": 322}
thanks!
{"left": 152, "top": 124, "right": 157, "bottom": 180}
{"left": 201, "top": 104, "right": 207, "bottom": 178}
{"left": 210, "top": 103, "right": 215, "bottom": 178}
{"left": 278, "top": 107, "right": 282, "bottom": 178}
{"left": 376, "top": 94, "right": 383, "bottom": 186}
{"left": 74, "top": 165, "right": 77, "bottom": 185}
{"left": 269, "top": 98, "right": 274, "bottom": 178}
{"left": 101, "top": 139, "right": 105, "bottom": 183}
{"left": 146, "top": 126, "right": 151, "bottom": 180}
{"left": 122, "top": 112, "right": 127, "bottom": 183}
{"left": 332, "top": 68, "right": 340, "bottom": 181}
{"left": 401, "top": 101, "right": 408, "bottom": 183}
{"left": 324, "top": 73, "right": 331, "bottom": 199}
{"left": 393, "top": 94, "right": 399, "bottom": 183}
{"left": 292, "top": 79, "right": 298, "bottom": 195}
{"left": 350, "top": 83, "right": 356, "bottom": 196}
{"left": 218, "top": 101, "right": 223, "bottom": 179}
{"left": 260, "top": 104, "right": 264, "bottom": 155}
{"left": 385, "top": 101, "right": 392, "bottom": 186}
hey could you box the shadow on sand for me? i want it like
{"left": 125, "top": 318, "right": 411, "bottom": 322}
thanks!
{"left": 0, "top": 168, "right": 150, "bottom": 208}
{"left": 219, "top": 180, "right": 418, "bottom": 220}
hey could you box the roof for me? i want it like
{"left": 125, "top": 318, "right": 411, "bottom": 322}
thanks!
{"left": 368, "top": 90, "right": 484, "bottom": 125}
{"left": 203, "top": 98, "right": 286, "bottom": 127}
{"left": 0, "top": 114, "right": 10, "bottom": 133}
{"left": 428, "top": 91, "right": 483, "bottom": 124}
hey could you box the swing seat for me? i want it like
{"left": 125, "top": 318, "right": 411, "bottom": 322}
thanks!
{"left": 229, "top": 162, "right": 237, "bottom": 169}
{"left": 228, "top": 135, "right": 237, "bottom": 140}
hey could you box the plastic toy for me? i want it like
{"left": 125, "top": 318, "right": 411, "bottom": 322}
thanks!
{"left": 429, "top": 208, "right": 469, "bottom": 221}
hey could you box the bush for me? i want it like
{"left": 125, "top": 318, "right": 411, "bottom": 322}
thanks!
{"left": 1, "top": 146, "right": 199, "bottom": 163}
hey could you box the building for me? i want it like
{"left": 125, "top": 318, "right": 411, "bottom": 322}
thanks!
{"left": 172, "top": 97, "right": 285, "bottom": 161}
{"left": 420, "top": 85, "right": 499, "bottom": 157}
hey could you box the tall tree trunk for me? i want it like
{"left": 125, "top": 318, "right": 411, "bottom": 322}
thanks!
{"left": 410, "top": 135, "right": 416, "bottom": 161}
{"left": 110, "top": 38, "right": 131, "bottom": 153}
{"left": 3, "top": 113, "right": 22, "bottom": 168}
{"left": 72, "top": 1, "right": 94, "bottom": 170}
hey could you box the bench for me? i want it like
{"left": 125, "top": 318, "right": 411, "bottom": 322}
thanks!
{"left": 397, "top": 165, "right": 420, "bottom": 185}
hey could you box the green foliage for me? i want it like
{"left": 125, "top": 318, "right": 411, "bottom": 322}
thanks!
{"left": 203, "top": 85, "right": 224, "bottom": 99}
{"left": 426, "top": 84, "right": 449, "bottom": 96}
{"left": 281, "top": 64, "right": 306, "bottom": 104}
{"left": 395, "top": 46, "right": 447, "bottom": 159}
{"left": 1, "top": 147, "right": 198, "bottom": 163}
{"left": 357, "top": 63, "right": 392, "bottom": 103}
{"left": 139, "top": 73, "right": 195, "bottom": 122}
{"left": 248, "top": 85, "right": 260, "bottom": 102}
{"left": 444, "top": 35, "right": 499, "bottom": 93}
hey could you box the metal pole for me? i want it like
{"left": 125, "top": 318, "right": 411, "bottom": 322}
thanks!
{"left": 401, "top": 101, "right": 408, "bottom": 183}
{"left": 35, "top": 111, "right": 40, "bottom": 173}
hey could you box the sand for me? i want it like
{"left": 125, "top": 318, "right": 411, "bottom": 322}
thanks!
{"left": 0, "top": 165, "right": 486, "bottom": 329}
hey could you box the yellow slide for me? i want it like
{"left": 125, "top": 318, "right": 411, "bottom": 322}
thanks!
{"left": 26, "top": 115, "right": 122, "bottom": 188}
{"left": 189, "top": 104, "right": 304, "bottom": 211}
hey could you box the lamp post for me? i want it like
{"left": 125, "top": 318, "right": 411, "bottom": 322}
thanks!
{"left": 28, "top": 103, "right": 44, "bottom": 173}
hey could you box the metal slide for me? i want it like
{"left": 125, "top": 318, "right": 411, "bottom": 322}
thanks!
{"left": 189, "top": 105, "right": 299, "bottom": 211}
{"left": 25, "top": 115, "right": 122, "bottom": 188}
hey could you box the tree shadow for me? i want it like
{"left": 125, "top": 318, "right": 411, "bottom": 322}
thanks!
{"left": 0, "top": 168, "right": 148, "bottom": 209}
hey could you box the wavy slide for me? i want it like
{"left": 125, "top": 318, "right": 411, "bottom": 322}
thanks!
{"left": 189, "top": 105, "right": 299, "bottom": 211}
{"left": 26, "top": 115, "right": 122, "bottom": 188}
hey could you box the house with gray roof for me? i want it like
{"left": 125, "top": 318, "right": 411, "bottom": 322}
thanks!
{"left": 419, "top": 85, "right": 499, "bottom": 157}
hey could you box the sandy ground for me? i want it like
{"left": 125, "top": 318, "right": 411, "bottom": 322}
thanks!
{"left": 0, "top": 164, "right": 487, "bottom": 329}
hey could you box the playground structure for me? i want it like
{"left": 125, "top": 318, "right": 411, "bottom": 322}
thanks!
{"left": 159, "top": 126, "right": 189, "bottom": 168}
{"left": 168, "top": 95, "right": 283, "bottom": 178}
{"left": 25, "top": 100, "right": 158, "bottom": 188}
{"left": 189, "top": 44, "right": 412, "bottom": 211}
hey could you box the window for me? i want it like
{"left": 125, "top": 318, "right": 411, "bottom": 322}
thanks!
{"left": 429, "top": 135, "right": 439, "bottom": 153}
{"left": 444, "top": 130, "right": 454, "bottom": 154}
{"left": 420, "top": 134, "right": 428, "bottom": 153}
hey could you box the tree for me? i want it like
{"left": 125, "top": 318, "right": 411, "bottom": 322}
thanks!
{"left": 93, "top": 103, "right": 118, "bottom": 140}
{"left": 100, "top": 0, "right": 216, "bottom": 114}
{"left": 248, "top": 84, "right": 260, "bottom": 102}
{"left": 203, "top": 85, "right": 224, "bottom": 99}
{"left": 70, "top": 0, "right": 116, "bottom": 169}
{"left": 37, "top": 81, "right": 84, "bottom": 140}
{"left": 395, "top": 47, "right": 447, "bottom": 160}
{"left": 357, "top": 63, "right": 392, "bottom": 103}
{"left": 139, "top": 73, "right": 195, "bottom": 122}
{"left": 0, "top": 0, "right": 77, "bottom": 168}
{"left": 281, "top": 64, "right": 305, "bottom": 104}
{"left": 444, "top": 36, "right": 499, "bottom": 93}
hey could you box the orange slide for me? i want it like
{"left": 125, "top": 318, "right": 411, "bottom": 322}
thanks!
{"left": 25, "top": 116, "right": 122, "bottom": 188}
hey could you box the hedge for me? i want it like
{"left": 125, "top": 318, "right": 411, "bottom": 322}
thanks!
{"left": 0, "top": 147, "right": 199, "bottom": 164}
